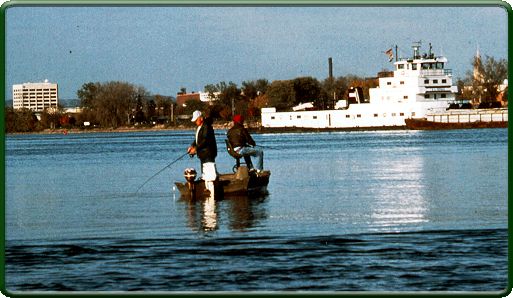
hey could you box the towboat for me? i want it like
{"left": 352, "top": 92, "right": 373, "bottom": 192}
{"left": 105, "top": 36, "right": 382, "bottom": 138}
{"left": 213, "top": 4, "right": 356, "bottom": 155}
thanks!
{"left": 260, "top": 42, "right": 470, "bottom": 129}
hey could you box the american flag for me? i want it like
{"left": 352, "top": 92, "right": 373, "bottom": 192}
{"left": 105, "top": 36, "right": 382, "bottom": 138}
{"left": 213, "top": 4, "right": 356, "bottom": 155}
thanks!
{"left": 385, "top": 48, "right": 393, "bottom": 62}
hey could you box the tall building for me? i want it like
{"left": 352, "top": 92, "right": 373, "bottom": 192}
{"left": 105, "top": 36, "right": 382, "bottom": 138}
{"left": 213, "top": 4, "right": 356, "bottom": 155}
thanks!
{"left": 13, "top": 80, "right": 59, "bottom": 112}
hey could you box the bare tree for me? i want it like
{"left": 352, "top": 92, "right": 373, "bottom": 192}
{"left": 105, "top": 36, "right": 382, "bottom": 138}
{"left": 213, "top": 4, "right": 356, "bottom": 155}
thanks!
{"left": 465, "top": 55, "right": 508, "bottom": 104}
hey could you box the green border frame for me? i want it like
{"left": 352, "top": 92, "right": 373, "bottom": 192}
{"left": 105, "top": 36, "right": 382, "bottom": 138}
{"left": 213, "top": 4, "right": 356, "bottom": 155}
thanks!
{"left": 0, "top": 1, "right": 510, "bottom": 297}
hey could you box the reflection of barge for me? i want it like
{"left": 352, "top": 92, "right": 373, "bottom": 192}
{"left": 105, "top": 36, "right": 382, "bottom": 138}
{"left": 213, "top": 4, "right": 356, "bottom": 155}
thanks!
{"left": 262, "top": 42, "right": 467, "bottom": 129}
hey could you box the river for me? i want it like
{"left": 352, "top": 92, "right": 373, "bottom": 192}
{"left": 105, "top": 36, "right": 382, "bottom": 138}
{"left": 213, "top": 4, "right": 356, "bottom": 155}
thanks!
{"left": 5, "top": 128, "right": 508, "bottom": 293}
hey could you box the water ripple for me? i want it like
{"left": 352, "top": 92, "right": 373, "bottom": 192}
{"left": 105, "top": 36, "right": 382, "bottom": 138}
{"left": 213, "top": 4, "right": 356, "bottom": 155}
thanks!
{"left": 6, "top": 228, "right": 507, "bottom": 292}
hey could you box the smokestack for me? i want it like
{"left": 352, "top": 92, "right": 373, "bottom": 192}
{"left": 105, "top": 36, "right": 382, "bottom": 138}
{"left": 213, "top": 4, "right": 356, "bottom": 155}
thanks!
{"left": 328, "top": 57, "right": 333, "bottom": 79}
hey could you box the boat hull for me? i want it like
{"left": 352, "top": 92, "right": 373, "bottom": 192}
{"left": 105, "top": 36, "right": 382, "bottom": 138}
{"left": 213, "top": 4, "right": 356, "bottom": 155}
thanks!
{"left": 405, "top": 118, "right": 508, "bottom": 130}
{"left": 175, "top": 168, "right": 271, "bottom": 200}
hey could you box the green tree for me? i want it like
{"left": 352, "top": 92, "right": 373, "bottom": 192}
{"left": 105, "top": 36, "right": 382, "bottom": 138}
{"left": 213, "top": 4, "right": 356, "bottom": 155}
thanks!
{"left": 266, "top": 80, "right": 295, "bottom": 111}
{"left": 77, "top": 81, "right": 142, "bottom": 128}
{"left": 255, "top": 79, "right": 270, "bottom": 95}
{"left": 5, "top": 107, "right": 39, "bottom": 133}
{"left": 320, "top": 76, "right": 350, "bottom": 109}
{"left": 242, "top": 79, "right": 270, "bottom": 100}
{"left": 182, "top": 99, "right": 207, "bottom": 116}
{"left": 40, "top": 108, "right": 63, "bottom": 129}
{"left": 204, "top": 84, "right": 219, "bottom": 99}
{"left": 219, "top": 81, "right": 242, "bottom": 107}
{"left": 242, "top": 80, "right": 258, "bottom": 99}
{"left": 293, "top": 77, "right": 321, "bottom": 106}
{"left": 77, "top": 82, "right": 100, "bottom": 109}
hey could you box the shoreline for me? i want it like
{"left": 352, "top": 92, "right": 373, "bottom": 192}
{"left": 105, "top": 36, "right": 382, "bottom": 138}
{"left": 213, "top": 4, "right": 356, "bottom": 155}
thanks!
{"left": 6, "top": 121, "right": 257, "bottom": 136}
{"left": 6, "top": 121, "right": 508, "bottom": 136}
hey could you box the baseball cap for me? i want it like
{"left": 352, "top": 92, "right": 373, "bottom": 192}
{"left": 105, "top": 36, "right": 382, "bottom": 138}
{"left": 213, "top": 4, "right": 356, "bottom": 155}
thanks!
{"left": 233, "top": 114, "right": 244, "bottom": 124}
{"left": 191, "top": 110, "right": 202, "bottom": 122}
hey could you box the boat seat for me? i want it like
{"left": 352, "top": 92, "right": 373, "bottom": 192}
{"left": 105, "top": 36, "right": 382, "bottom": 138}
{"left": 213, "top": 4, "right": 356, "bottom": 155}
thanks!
{"left": 225, "top": 139, "right": 253, "bottom": 172}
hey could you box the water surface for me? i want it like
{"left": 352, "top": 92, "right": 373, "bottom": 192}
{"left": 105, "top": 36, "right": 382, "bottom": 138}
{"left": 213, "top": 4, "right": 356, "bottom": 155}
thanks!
{"left": 5, "top": 128, "right": 508, "bottom": 292}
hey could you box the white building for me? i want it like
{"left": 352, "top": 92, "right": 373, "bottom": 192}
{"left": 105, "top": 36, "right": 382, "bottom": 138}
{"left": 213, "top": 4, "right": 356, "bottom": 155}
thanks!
{"left": 13, "top": 80, "right": 59, "bottom": 112}
{"left": 199, "top": 91, "right": 220, "bottom": 102}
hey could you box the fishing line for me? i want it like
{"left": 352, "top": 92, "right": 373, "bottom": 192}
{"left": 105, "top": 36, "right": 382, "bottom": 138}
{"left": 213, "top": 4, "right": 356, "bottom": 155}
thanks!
{"left": 259, "top": 144, "right": 281, "bottom": 150}
{"left": 135, "top": 152, "right": 189, "bottom": 193}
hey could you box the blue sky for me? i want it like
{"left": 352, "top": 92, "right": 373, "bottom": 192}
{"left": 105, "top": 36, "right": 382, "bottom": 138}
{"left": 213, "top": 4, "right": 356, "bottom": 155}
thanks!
{"left": 5, "top": 4, "right": 508, "bottom": 100}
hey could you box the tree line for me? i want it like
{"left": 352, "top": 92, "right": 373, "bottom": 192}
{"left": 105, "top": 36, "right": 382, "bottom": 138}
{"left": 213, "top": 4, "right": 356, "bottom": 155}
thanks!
{"left": 5, "top": 55, "right": 507, "bottom": 133}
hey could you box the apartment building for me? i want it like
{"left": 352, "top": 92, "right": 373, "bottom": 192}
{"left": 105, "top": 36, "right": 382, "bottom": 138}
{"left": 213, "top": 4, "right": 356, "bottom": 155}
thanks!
{"left": 13, "top": 80, "right": 59, "bottom": 112}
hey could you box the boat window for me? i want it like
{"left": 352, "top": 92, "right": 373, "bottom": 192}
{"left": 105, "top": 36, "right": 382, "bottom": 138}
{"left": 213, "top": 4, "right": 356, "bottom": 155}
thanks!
{"left": 403, "top": 95, "right": 408, "bottom": 99}
{"left": 345, "top": 115, "right": 350, "bottom": 118}
{"left": 313, "top": 116, "right": 317, "bottom": 119}
{"left": 400, "top": 81, "right": 405, "bottom": 85}
{"left": 412, "top": 64, "right": 418, "bottom": 70}
{"left": 357, "top": 114, "right": 361, "bottom": 118}
{"left": 433, "top": 79, "right": 438, "bottom": 84}
{"left": 387, "top": 82, "right": 392, "bottom": 85}
{"left": 400, "top": 112, "right": 405, "bottom": 116}
{"left": 425, "top": 94, "right": 430, "bottom": 98}
{"left": 424, "top": 79, "right": 429, "bottom": 84}
{"left": 374, "top": 114, "right": 378, "bottom": 117}
{"left": 398, "top": 64, "right": 405, "bottom": 69}
{"left": 271, "top": 116, "right": 275, "bottom": 120}
{"left": 422, "top": 63, "right": 429, "bottom": 69}
{"left": 442, "top": 79, "right": 447, "bottom": 83}
{"left": 441, "top": 94, "right": 446, "bottom": 98}
{"left": 297, "top": 115, "right": 301, "bottom": 119}
{"left": 436, "top": 62, "right": 444, "bottom": 69}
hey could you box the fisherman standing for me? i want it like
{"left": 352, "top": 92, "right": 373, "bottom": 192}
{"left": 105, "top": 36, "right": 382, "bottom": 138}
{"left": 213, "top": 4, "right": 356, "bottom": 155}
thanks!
{"left": 187, "top": 110, "right": 218, "bottom": 190}
{"left": 227, "top": 114, "right": 264, "bottom": 173}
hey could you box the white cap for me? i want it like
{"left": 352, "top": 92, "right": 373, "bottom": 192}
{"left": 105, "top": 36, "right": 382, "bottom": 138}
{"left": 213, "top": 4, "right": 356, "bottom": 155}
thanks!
{"left": 191, "top": 110, "right": 202, "bottom": 122}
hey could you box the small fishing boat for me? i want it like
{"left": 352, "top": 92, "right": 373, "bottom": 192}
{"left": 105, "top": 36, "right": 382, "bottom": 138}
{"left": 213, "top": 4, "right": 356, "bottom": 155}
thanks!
{"left": 175, "top": 139, "right": 271, "bottom": 200}
{"left": 174, "top": 166, "right": 271, "bottom": 200}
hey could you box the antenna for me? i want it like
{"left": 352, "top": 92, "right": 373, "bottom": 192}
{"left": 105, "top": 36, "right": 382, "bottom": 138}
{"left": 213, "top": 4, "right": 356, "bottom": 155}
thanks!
{"left": 412, "top": 40, "right": 422, "bottom": 59}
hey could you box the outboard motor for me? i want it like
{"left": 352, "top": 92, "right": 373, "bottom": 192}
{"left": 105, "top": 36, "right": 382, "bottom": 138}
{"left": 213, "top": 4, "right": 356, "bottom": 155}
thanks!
{"left": 184, "top": 168, "right": 197, "bottom": 183}
{"left": 183, "top": 168, "right": 197, "bottom": 198}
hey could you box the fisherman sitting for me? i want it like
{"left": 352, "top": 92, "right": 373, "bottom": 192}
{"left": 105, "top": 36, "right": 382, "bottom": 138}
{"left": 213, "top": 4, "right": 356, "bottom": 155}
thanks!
{"left": 227, "top": 114, "right": 264, "bottom": 173}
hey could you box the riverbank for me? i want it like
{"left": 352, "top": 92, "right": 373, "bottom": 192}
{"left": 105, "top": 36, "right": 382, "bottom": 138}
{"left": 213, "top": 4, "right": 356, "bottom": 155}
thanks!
{"left": 6, "top": 120, "right": 508, "bottom": 136}
{"left": 6, "top": 121, "right": 260, "bottom": 135}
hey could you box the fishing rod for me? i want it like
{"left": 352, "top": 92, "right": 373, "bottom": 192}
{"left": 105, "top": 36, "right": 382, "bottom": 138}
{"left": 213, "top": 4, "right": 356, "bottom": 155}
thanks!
{"left": 135, "top": 152, "right": 190, "bottom": 193}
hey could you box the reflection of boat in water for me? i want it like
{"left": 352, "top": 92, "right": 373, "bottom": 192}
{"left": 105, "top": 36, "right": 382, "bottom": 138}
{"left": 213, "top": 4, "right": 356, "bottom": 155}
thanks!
{"left": 174, "top": 166, "right": 271, "bottom": 200}
{"left": 181, "top": 190, "right": 268, "bottom": 232}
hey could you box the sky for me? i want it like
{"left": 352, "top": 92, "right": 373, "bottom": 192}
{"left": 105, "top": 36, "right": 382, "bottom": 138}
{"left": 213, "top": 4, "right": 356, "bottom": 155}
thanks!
{"left": 4, "top": 4, "right": 509, "bottom": 100}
